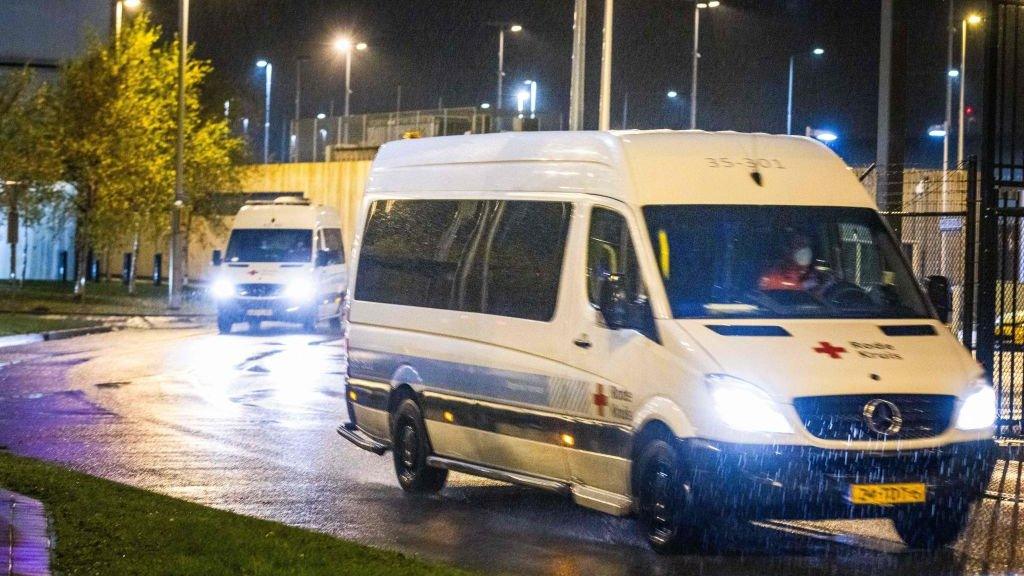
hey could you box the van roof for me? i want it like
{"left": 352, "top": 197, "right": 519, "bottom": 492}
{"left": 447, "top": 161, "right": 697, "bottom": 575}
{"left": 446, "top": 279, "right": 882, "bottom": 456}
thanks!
{"left": 367, "top": 130, "right": 874, "bottom": 209}
{"left": 233, "top": 201, "right": 342, "bottom": 230}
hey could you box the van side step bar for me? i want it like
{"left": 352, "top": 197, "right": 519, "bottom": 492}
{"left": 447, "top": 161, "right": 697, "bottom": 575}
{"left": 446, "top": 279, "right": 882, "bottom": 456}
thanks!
{"left": 425, "top": 456, "right": 571, "bottom": 496}
{"left": 336, "top": 422, "right": 389, "bottom": 455}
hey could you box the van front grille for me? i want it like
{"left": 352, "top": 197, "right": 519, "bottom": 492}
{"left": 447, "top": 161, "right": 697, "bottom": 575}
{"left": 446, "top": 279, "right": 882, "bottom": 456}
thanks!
{"left": 793, "top": 394, "right": 956, "bottom": 441}
{"left": 236, "top": 283, "right": 284, "bottom": 297}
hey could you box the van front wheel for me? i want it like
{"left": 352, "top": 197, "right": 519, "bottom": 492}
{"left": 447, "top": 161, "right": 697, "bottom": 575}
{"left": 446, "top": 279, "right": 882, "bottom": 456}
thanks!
{"left": 391, "top": 399, "right": 447, "bottom": 494}
{"left": 216, "top": 313, "right": 234, "bottom": 334}
{"left": 634, "top": 438, "right": 703, "bottom": 554}
{"left": 892, "top": 499, "right": 970, "bottom": 549}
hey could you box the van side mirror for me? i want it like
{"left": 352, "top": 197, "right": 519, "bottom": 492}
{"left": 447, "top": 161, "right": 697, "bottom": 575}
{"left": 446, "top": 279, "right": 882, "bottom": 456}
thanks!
{"left": 315, "top": 250, "right": 330, "bottom": 268}
{"left": 211, "top": 250, "right": 222, "bottom": 267}
{"left": 598, "top": 275, "right": 632, "bottom": 329}
{"left": 925, "top": 275, "right": 951, "bottom": 324}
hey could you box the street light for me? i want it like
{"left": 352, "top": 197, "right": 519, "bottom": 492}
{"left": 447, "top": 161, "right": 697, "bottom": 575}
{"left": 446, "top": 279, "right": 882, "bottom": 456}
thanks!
{"left": 786, "top": 47, "right": 824, "bottom": 135}
{"left": 667, "top": 90, "right": 679, "bottom": 99}
{"left": 256, "top": 59, "right": 272, "bottom": 164}
{"left": 114, "top": 0, "right": 142, "bottom": 38}
{"left": 313, "top": 113, "right": 327, "bottom": 162}
{"left": 808, "top": 128, "right": 837, "bottom": 143}
{"left": 516, "top": 90, "right": 530, "bottom": 116}
{"left": 928, "top": 124, "right": 948, "bottom": 138}
{"left": 958, "top": 14, "right": 983, "bottom": 164}
{"left": 480, "top": 102, "right": 491, "bottom": 109}
{"left": 492, "top": 23, "right": 523, "bottom": 111}
{"left": 690, "top": 0, "right": 721, "bottom": 129}
{"left": 332, "top": 35, "right": 368, "bottom": 145}
{"left": 524, "top": 80, "right": 538, "bottom": 118}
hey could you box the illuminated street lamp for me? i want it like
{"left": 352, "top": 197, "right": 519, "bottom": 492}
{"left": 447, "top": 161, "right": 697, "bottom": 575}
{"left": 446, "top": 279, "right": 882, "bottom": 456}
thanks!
{"left": 690, "top": 1, "right": 721, "bottom": 129}
{"left": 667, "top": 90, "right": 679, "bottom": 99}
{"left": 114, "top": 0, "right": 142, "bottom": 38}
{"left": 491, "top": 23, "right": 523, "bottom": 111}
{"left": 314, "top": 113, "right": 327, "bottom": 162}
{"left": 523, "top": 80, "right": 538, "bottom": 118}
{"left": 256, "top": 59, "right": 272, "bottom": 164}
{"left": 787, "top": 47, "right": 825, "bottom": 135}
{"left": 928, "top": 124, "right": 948, "bottom": 138}
{"left": 332, "top": 35, "right": 368, "bottom": 144}
{"left": 806, "top": 127, "right": 838, "bottom": 143}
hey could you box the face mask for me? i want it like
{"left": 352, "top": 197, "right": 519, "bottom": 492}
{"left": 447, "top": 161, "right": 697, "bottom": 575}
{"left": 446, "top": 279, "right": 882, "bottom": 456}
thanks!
{"left": 793, "top": 247, "right": 813, "bottom": 267}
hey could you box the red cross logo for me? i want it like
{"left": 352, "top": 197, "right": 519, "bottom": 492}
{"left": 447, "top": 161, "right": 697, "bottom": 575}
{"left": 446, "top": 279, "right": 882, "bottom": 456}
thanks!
{"left": 593, "top": 384, "right": 609, "bottom": 417}
{"left": 814, "top": 341, "right": 847, "bottom": 359}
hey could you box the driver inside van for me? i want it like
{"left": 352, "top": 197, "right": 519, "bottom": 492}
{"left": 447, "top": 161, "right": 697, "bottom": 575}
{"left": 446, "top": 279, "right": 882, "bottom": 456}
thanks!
{"left": 758, "top": 229, "right": 824, "bottom": 292}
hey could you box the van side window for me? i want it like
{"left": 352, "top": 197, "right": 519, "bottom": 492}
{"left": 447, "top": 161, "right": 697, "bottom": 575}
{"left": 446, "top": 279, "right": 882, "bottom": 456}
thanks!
{"left": 356, "top": 200, "right": 483, "bottom": 310}
{"left": 356, "top": 199, "right": 571, "bottom": 321}
{"left": 587, "top": 207, "right": 640, "bottom": 306}
{"left": 475, "top": 201, "right": 572, "bottom": 321}
{"left": 320, "top": 228, "right": 345, "bottom": 265}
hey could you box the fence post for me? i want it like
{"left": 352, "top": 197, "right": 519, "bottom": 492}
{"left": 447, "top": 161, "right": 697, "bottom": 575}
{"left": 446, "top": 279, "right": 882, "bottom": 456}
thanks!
{"left": 974, "top": 0, "right": 1000, "bottom": 381}
{"left": 962, "top": 155, "right": 978, "bottom": 351}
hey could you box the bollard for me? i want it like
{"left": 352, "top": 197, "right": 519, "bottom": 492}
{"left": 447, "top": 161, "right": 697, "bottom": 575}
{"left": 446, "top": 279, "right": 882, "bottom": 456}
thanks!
{"left": 58, "top": 251, "right": 68, "bottom": 282}
{"left": 122, "top": 253, "right": 133, "bottom": 285}
{"left": 152, "top": 253, "right": 162, "bottom": 286}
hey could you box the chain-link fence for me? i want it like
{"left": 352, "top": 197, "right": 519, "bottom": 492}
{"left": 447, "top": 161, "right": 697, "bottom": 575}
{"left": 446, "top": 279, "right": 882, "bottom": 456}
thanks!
{"left": 289, "top": 107, "right": 563, "bottom": 163}
{"left": 862, "top": 164, "right": 976, "bottom": 345}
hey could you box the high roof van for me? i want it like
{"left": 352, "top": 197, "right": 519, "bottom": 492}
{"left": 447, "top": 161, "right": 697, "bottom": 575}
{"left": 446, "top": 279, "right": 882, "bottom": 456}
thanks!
{"left": 210, "top": 197, "right": 346, "bottom": 333}
{"left": 337, "top": 131, "right": 996, "bottom": 553}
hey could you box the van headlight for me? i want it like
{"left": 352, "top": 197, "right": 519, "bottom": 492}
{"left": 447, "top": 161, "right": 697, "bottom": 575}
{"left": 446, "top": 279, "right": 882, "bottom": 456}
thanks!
{"left": 706, "top": 374, "right": 794, "bottom": 434}
{"left": 956, "top": 382, "right": 997, "bottom": 430}
{"left": 211, "top": 279, "right": 235, "bottom": 299}
{"left": 285, "top": 277, "right": 316, "bottom": 302}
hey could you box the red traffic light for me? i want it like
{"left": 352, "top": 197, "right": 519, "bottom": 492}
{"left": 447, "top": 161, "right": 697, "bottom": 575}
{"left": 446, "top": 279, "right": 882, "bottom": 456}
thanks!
{"left": 965, "top": 105, "right": 975, "bottom": 117}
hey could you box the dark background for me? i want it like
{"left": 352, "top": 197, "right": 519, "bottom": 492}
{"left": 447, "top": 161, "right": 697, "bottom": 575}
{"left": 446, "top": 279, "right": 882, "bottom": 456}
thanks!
{"left": 140, "top": 0, "right": 990, "bottom": 166}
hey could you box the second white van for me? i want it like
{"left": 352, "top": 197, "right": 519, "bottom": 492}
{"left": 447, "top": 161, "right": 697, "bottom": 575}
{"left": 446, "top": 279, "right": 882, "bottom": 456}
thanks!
{"left": 210, "top": 197, "right": 346, "bottom": 333}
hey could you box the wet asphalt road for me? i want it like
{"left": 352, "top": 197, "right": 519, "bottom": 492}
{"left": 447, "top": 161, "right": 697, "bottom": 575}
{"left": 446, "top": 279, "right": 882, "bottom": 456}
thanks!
{"left": 0, "top": 324, "right": 1023, "bottom": 576}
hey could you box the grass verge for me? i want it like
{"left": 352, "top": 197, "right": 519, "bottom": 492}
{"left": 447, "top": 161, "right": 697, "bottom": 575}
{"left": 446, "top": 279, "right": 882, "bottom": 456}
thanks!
{"left": 0, "top": 280, "right": 212, "bottom": 316}
{"left": 0, "top": 313, "right": 99, "bottom": 337}
{"left": 0, "top": 452, "right": 474, "bottom": 576}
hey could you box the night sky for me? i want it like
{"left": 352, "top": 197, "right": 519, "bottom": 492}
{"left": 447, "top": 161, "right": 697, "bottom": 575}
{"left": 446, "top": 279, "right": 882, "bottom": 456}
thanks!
{"left": 141, "top": 0, "right": 990, "bottom": 166}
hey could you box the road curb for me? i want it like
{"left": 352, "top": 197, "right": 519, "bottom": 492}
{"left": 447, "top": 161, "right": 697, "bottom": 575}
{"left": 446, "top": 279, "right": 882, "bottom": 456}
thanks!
{"left": 0, "top": 325, "right": 117, "bottom": 350}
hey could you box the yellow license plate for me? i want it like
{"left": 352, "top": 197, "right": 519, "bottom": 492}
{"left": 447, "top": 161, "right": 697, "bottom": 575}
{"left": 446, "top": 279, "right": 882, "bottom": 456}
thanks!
{"left": 848, "top": 483, "right": 927, "bottom": 505}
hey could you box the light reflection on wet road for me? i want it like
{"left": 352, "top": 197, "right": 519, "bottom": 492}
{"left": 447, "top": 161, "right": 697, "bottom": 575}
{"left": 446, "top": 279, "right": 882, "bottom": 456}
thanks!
{"left": 0, "top": 325, "right": 1021, "bottom": 576}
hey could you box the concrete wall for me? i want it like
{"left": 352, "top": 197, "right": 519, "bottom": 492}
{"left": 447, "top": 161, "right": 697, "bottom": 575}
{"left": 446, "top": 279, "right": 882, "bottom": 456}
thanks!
{"left": 108, "top": 160, "right": 373, "bottom": 283}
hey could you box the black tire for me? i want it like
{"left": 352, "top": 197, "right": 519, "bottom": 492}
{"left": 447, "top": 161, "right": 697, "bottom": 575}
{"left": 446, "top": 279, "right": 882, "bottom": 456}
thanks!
{"left": 216, "top": 313, "right": 234, "bottom": 334}
{"left": 391, "top": 398, "right": 447, "bottom": 494}
{"left": 634, "top": 437, "right": 704, "bottom": 554}
{"left": 892, "top": 499, "right": 970, "bottom": 550}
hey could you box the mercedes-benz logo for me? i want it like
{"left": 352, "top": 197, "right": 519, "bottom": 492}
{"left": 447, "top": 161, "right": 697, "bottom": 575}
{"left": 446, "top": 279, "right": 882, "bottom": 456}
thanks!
{"left": 862, "top": 398, "right": 903, "bottom": 436}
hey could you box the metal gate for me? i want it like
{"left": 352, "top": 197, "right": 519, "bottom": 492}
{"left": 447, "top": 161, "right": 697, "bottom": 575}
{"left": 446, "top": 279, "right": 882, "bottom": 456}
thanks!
{"left": 976, "top": 0, "right": 1024, "bottom": 441}
{"left": 874, "top": 162, "right": 978, "bottom": 348}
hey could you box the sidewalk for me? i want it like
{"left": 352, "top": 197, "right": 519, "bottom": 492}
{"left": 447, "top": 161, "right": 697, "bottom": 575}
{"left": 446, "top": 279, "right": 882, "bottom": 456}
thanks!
{"left": 0, "top": 489, "right": 51, "bottom": 576}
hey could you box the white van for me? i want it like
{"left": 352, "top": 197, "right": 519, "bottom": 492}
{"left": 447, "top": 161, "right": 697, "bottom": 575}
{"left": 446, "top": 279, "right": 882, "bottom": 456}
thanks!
{"left": 337, "top": 131, "right": 996, "bottom": 553}
{"left": 210, "top": 197, "right": 346, "bottom": 333}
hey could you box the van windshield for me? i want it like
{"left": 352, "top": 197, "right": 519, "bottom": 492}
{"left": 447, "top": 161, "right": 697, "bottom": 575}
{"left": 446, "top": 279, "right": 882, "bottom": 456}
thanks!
{"left": 225, "top": 229, "right": 312, "bottom": 263}
{"left": 642, "top": 205, "right": 931, "bottom": 319}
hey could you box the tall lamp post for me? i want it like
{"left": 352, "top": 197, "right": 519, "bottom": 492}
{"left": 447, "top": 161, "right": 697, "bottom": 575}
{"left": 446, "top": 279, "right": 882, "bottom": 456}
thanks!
{"left": 493, "top": 24, "right": 522, "bottom": 111}
{"left": 169, "top": 0, "right": 188, "bottom": 308}
{"left": 332, "top": 37, "right": 368, "bottom": 145}
{"left": 256, "top": 59, "right": 272, "bottom": 164}
{"left": 786, "top": 47, "right": 825, "bottom": 135}
{"left": 690, "top": 1, "right": 720, "bottom": 130}
{"left": 958, "top": 13, "right": 982, "bottom": 164}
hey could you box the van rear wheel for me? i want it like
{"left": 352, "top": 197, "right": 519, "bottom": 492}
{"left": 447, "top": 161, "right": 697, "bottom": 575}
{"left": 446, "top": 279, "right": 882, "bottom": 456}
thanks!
{"left": 391, "top": 398, "right": 447, "bottom": 494}
{"left": 634, "top": 437, "right": 704, "bottom": 554}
